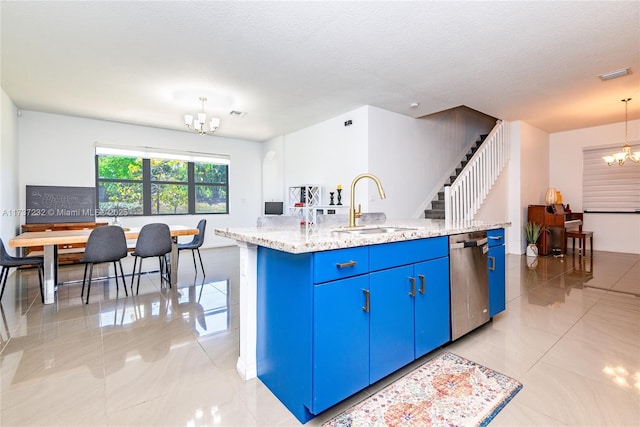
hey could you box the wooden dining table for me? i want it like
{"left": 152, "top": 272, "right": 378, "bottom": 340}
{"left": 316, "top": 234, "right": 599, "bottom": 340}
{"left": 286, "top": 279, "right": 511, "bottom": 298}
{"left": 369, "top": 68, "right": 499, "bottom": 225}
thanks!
{"left": 9, "top": 225, "right": 199, "bottom": 304}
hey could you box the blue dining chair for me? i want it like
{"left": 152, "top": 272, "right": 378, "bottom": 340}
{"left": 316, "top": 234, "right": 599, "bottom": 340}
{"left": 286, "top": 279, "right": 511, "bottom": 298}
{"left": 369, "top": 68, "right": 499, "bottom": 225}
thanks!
{"left": 80, "top": 226, "right": 129, "bottom": 304}
{"left": 130, "top": 223, "right": 172, "bottom": 295}
{"left": 178, "top": 219, "right": 207, "bottom": 276}
{"left": 0, "top": 238, "right": 44, "bottom": 303}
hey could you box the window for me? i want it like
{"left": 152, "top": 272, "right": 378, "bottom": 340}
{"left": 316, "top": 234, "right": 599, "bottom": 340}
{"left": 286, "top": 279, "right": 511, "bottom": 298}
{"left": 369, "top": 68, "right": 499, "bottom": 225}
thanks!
{"left": 582, "top": 145, "right": 640, "bottom": 213}
{"left": 95, "top": 145, "right": 229, "bottom": 216}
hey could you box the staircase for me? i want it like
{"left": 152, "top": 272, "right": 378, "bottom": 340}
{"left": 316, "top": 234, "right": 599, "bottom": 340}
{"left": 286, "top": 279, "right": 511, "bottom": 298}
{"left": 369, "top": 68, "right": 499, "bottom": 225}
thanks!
{"left": 424, "top": 134, "right": 488, "bottom": 219}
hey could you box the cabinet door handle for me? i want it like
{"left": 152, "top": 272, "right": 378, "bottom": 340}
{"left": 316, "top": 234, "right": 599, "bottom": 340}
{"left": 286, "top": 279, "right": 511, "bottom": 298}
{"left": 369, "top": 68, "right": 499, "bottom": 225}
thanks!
{"left": 362, "top": 289, "right": 370, "bottom": 312}
{"left": 488, "top": 256, "right": 496, "bottom": 271}
{"left": 489, "top": 235, "right": 503, "bottom": 241}
{"left": 336, "top": 260, "right": 357, "bottom": 269}
{"left": 408, "top": 277, "right": 416, "bottom": 297}
{"left": 418, "top": 274, "right": 425, "bottom": 294}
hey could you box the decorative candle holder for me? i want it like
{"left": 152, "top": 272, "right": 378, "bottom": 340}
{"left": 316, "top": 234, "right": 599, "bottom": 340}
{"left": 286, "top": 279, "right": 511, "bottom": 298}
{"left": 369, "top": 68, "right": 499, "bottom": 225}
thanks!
{"left": 336, "top": 189, "right": 342, "bottom": 205}
{"left": 329, "top": 192, "right": 335, "bottom": 206}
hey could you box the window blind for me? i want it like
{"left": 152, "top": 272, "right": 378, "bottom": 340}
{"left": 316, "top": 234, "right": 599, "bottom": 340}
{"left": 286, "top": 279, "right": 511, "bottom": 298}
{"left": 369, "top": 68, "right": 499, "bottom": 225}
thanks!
{"left": 582, "top": 145, "right": 640, "bottom": 212}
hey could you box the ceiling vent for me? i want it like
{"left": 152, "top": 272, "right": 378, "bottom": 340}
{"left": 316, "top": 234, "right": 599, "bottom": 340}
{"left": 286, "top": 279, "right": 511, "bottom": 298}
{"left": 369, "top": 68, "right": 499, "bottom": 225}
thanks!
{"left": 598, "top": 68, "right": 631, "bottom": 81}
{"left": 229, "top": 110, "right": 247, "bottom": 117}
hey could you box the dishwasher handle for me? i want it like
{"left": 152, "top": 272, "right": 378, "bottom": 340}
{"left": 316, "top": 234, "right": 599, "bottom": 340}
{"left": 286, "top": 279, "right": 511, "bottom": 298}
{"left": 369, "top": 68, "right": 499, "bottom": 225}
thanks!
{"left": 450, "top": 237, "right": 488, "bottom": 249}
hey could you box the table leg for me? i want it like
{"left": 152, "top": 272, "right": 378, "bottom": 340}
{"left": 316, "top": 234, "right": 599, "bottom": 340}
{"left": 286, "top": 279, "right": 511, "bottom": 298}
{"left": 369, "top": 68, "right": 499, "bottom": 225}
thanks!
{"left": 170, "top": 238, "right": 178, "bottom": 285}
{"left": 42, "top": 245, "right": 57, "bottom": 304}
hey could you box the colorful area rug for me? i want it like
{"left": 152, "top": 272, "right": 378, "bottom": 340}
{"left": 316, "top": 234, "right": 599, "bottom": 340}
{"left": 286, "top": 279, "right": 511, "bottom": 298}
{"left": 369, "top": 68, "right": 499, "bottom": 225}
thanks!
{"left": 322, "top": 352, "right": 522, "bottom": 427}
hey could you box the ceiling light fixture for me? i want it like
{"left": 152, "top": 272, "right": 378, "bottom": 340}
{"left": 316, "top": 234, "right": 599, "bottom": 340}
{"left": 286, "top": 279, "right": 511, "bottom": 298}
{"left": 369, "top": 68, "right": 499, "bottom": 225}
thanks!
{"left": 598, "top": 68, "right": 631, "bottom": 81}
{"left": 184, "top": 97, "right": 220, "bottom": 135}
{"left": 603, "top": 98, "right": 640, "bottom": 166}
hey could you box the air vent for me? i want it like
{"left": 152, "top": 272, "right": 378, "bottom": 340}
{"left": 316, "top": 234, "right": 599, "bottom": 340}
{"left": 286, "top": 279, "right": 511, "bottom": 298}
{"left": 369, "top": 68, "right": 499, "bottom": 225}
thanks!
{"left": 229, "top": 110, "right": 247, "bottom": 117}
{"left": 599, "top": 68, "right": 631, "bottom": 81}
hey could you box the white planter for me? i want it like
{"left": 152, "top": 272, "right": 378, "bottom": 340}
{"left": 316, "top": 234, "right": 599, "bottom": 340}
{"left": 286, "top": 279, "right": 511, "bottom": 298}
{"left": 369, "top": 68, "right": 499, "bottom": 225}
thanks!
{"left": 526, "top": 244, "right": 538, "bottom": 257}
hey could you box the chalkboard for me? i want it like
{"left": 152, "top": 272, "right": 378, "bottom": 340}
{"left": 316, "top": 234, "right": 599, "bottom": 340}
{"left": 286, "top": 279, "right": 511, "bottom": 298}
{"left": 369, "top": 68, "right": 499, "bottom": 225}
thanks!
{"left": 26, "top": 185, "right": 96, "bottom": 224}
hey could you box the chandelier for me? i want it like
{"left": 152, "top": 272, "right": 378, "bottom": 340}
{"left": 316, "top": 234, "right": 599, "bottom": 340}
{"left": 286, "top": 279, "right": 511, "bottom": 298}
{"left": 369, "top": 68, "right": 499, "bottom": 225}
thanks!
{"left": 184, "top": 97, "right": 220, "bottom": 135}
{"left": 603, "top": 98, "right": 640, "bottom": 166}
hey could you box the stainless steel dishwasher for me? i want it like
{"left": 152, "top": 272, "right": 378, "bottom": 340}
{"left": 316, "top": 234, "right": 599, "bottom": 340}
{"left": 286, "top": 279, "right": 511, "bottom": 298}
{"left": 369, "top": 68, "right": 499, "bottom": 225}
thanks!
{"left": 449, "top": 231, "right": 490, "bottom": 340}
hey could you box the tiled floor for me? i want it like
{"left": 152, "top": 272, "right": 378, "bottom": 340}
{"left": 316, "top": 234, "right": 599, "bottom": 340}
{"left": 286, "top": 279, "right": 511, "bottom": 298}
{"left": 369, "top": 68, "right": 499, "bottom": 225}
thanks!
{"left": 0, "top": 247, "right": 638, "bottom": 426}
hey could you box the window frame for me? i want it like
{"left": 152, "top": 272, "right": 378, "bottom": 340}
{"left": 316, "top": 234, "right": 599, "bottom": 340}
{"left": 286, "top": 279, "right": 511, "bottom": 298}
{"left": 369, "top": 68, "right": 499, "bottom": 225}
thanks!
{"left": 95, "top": 146, "right": 229, "bottom": 217}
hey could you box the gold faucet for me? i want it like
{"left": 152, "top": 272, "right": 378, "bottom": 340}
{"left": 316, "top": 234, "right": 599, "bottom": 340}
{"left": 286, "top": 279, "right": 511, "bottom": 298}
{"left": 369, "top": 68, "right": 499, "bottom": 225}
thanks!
{"left": 348, "top": 173, "right": 386, "bottom": 228}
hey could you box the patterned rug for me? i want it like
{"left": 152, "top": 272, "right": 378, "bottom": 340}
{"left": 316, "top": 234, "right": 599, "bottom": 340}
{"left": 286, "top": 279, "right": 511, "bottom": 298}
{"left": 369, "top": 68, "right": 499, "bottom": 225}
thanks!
{"left": 322, "top": 352, "right": 522, "bottom": 427}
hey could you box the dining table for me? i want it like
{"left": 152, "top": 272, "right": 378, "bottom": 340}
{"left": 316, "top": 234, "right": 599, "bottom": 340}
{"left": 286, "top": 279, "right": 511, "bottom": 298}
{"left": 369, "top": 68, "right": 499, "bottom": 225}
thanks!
{"left": 9, "top": 225, "right": 199, "bottom": 304}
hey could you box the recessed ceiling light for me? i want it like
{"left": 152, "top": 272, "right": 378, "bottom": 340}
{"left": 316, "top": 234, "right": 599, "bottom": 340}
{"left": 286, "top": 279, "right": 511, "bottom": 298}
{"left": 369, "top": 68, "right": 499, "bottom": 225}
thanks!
{"left": 410, "top": 102, "right": 420, "bottom": 108}
{"left": 598, "top": 68, "right": 631, "bottom": 81}
{"left": 229, "top": 110, "right": 247, "bottom": 117}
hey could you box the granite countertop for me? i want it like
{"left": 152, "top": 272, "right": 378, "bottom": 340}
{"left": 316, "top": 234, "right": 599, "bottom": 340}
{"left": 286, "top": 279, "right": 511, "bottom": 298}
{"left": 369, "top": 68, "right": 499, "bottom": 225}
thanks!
{"left": 214, "top": 218, "right": 510, "bottom": 254}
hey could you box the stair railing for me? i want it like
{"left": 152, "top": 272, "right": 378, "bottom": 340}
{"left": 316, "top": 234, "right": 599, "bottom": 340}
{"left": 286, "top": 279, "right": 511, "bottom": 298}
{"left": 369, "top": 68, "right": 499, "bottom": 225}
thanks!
{"left": 444, "top": 120, "right": 509, "bottom": 225}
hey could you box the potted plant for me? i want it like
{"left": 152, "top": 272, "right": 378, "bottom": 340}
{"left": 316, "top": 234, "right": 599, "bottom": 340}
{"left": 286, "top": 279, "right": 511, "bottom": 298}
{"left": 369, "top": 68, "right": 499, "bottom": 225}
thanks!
{"left": 524, "top": 222, "right": 546, "bottom": 257}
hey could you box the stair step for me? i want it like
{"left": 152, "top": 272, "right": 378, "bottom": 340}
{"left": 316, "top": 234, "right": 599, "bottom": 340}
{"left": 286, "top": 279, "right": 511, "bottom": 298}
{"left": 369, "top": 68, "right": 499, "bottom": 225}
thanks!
{"left": 437, "top": 191, "right": 445, "bottom": 200}
{"left": 424, "top": 209, "right": 445, "bottom": 219}
{"left": 455, "top": 167, "right": 462, "bottom": 175}
{"left": 431, "top": 200, "right": 445, "bottom": 210}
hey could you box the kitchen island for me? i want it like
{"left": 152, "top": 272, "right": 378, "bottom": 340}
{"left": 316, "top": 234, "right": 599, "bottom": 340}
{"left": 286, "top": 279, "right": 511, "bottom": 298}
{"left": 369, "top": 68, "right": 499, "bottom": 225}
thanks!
{"left": 215, "top": 218, "right": 510, "bottom": 423}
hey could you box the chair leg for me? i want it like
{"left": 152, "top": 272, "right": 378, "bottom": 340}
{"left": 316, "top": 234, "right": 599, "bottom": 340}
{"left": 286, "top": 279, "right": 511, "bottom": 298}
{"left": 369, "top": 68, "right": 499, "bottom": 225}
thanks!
{"left": 136, "top": 259, "right": 144, "bottom": 295}
{"left": 81, "top": 263, "right": 88, "bottom": 297}
{"left": 191, "top": 250, "right": 198, "bottom": 274}
{"left": 86, "top": 263, "right": 94, "bottom": 305}
{"left": 131, "top": 256, "right": 138, "bottom": 288}
{"left": 118, "top": 261, "right": 128, "bottom": 297}
{"left": 196, "top": 248, "right": 205, "bottom": 277}
{"left": 113, "top": 262, "right": 120, "bottom": 297}
{"left": 0, "top": 267, "right": 9, "bottom": 301}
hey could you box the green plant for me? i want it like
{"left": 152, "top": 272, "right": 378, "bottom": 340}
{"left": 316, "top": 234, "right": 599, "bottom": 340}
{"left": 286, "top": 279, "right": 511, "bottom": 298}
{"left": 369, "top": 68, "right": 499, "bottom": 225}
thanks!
{"left": 525, "top": 222, "right": 546, "bottom": 244}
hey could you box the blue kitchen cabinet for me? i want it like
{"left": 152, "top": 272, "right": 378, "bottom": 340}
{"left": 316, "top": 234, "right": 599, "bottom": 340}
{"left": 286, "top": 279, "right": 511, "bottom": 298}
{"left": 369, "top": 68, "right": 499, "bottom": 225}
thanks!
{"left": 313, "top": 275, "right": 370, "bottom": 414}
{"left": 369, "top": 265, "right": 415, "bottom": 383}
{"left": 368, "top": 237, "right": 449, "bottom": 383}
{"left": 257, "top": 236, "right": 453, "bottom": 423}
{"left": 488, "top": 228, "right": 506, "bottom": 317}
{"left": 414, "top": 256, "right": 450, "bottom": 358}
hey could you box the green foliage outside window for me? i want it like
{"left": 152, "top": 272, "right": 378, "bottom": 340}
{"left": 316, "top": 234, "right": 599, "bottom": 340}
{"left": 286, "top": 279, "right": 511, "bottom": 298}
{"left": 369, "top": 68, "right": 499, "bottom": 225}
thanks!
{"left": 96, "top": 153, "right": 228, "bottom": 216}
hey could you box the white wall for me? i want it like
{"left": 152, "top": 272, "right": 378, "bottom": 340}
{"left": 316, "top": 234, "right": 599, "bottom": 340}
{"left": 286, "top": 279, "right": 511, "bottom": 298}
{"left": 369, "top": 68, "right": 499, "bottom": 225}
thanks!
{"left": 550, "top": 119, "right": 640, "bottom": 254}
{"left": 17, "top": 111, "right": 263, "bottom": 247}
{"left": 281, "top": 106, "right": 369, "bottom": 211}
{"left": 0, "top": 89, "right": 20, "bottom": 251}
{"left": 505, "top": 121, "right": 550, "bottom": 254}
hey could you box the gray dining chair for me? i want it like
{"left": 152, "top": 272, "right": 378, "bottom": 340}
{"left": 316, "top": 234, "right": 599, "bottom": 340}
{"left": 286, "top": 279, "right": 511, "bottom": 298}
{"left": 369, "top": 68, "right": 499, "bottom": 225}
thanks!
{"left": 80, "top": 225, "right": 129, "bottom": 304}
{"left": 0, "top": 238, "right": 44, "bottom": 303}
{"left": 178, "top": 219, "right": 206, "bottom": 276}
{"left": 130, "top": 223, "right": 172, "bottom": 295}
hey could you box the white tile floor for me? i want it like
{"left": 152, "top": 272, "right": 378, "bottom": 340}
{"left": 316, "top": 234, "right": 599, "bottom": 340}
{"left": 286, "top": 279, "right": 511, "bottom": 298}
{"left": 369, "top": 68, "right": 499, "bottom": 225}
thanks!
{"left": 0, "top": 247, "right": 638, "bottom": 426}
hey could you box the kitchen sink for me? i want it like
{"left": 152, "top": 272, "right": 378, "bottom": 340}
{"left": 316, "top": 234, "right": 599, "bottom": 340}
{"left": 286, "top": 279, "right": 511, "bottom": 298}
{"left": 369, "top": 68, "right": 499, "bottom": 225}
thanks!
{"left": 334, "top": 226, "right": 417, "bottom": 235}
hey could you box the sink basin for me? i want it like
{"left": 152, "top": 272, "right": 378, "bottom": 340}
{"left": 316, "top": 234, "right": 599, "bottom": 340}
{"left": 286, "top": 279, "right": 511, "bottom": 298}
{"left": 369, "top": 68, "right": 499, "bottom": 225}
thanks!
{"left": 335, "top": 226, "right": 417, "bottom": 235}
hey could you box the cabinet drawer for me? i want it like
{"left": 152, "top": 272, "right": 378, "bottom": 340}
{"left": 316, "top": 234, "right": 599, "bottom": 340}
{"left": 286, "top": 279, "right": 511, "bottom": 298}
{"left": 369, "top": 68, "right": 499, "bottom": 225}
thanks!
{"left": 487, "top": 228, "right": 505, "bottom": 247}
{"left": 313, "top": 247, "right": 369, "bottom": 284}
{"left": 370, "top": 236, "right": 448, "bottom": 271}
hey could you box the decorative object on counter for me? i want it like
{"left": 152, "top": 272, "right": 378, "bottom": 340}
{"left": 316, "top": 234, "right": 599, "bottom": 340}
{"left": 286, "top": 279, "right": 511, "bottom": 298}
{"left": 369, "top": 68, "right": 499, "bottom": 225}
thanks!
{"left": 322, "top": 352, "right": 522, "bottom": 427}
{"left": 525, "top": 221, "right": 547, "bottom": 258}
{"left": 603, "top": 98, "right": 640, "bottom": 166}
{"left": 544, "top": 187, "right": 558, "bottom": 205}
{"left": 336, "top": 186, "right": 342, "bottom": 205}
{"left": 556, "top": 190, "right": 563, "bottom": 204}
{"left": 329, "top": 192, "right": 335, "bottom": 206}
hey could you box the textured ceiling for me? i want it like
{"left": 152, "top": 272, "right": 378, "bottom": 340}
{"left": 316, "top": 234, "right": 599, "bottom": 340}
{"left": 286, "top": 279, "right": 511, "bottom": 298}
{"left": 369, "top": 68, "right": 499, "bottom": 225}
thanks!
{"left": 2, "top": 1, "right": 639, "bottom": 142}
